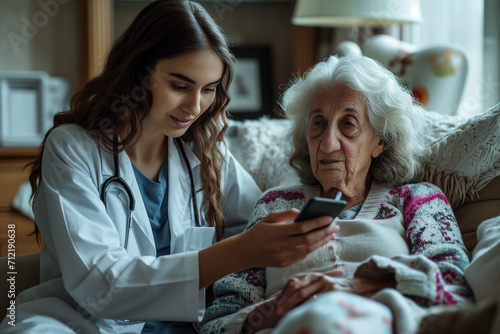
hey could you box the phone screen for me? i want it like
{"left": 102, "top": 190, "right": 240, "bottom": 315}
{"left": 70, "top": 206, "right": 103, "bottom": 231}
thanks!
{"left": 295, "top": 197, "right": 347, "bottom": 222}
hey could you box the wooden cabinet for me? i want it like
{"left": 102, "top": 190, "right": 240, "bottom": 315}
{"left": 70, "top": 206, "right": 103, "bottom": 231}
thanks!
{"left": 292, "top": 25, "right": 317, "bottom": 76}
{"left": 0, "top": 148, "right": 41, "bottom": 256}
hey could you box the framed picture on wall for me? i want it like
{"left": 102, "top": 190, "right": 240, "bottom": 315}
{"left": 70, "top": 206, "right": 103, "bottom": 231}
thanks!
{"left": 0, "top": 72, "right": 46, "bottom": 147}
{"left": 227, "top": 46, "right": 272, "bottom": 119}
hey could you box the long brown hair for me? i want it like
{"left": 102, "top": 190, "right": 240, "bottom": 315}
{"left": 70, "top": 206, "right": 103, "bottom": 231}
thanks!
{"left": 29, "top": 0, "right": 234, "bottom": 243}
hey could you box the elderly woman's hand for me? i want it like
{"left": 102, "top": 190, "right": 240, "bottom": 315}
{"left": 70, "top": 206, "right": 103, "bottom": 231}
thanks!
{"left": 242, "top": 296, "right": 283, "bottom": 334}
{"left": 275, "top": 271, "right": 396, "bottom": 316}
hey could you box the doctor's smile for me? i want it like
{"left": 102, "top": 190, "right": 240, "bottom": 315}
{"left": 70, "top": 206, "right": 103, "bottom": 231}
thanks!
{"left": 171, "top": 115, "right": 194, "bottom": 128}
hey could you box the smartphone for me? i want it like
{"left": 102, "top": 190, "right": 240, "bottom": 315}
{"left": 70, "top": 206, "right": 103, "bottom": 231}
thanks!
{"left": 295, "top": 197, "right": 347, "bottom": 222}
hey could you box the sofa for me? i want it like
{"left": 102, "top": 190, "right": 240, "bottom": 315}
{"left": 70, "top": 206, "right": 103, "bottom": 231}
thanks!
{"left": 1, "top": 103, "right": 499, "bottom": 329}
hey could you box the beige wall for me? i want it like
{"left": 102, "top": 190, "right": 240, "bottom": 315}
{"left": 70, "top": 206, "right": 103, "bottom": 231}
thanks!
{"left": 0, "top": 0, "right": 81, "bottom": 93}
{"left": 204, "top": 2, "right": 294, "bottom": 110}
{"left": 0, "top": 0, "right": 294, "bottom": 110}
{"left": 114, "top": 1, "right": 295, "bottom": 113}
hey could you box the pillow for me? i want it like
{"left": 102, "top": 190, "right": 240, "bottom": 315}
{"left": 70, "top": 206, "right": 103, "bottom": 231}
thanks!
{"left": 416, "top": 103, "right": 500, "bottom": 208}
{"left": 226, "top": 117, "right": 298, "bottom": 191}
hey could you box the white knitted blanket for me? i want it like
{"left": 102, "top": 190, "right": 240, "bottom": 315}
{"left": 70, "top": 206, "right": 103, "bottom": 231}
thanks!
{"left": 226, "top": 118, "right": 300, "bottom": 191}
{"left": 227, "top": 103, "right": 500, "bottom": 209}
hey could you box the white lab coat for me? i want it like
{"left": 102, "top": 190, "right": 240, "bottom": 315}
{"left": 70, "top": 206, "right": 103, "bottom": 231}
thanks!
{"left": 1, "top": 124, "right": 261, "bottom": 333}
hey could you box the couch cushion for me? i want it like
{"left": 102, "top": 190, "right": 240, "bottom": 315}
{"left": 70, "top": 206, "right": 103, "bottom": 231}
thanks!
{"left": 0, "top": 252, "right": 40, "bottom": 319}
{"left": 226, "top": 118, "right": 299, "bottom": 191}
{"left": 454, "top": 175, "right": 500, "bottom": 253}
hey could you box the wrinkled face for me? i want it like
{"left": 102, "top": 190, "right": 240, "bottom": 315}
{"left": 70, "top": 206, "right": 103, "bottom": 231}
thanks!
{"left": 144, "top": 49, "right": 224, "bottom": 138}
{"left": 307, "top": 85, "right": 384, "bottom": 197}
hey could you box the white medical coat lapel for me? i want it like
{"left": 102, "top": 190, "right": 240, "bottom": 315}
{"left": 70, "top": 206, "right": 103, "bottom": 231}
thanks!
{"left": 167, "top": 137, "right": 203, "bottom": 253}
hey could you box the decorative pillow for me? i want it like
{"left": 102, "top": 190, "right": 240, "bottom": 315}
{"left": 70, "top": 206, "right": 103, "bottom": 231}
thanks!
{"left": 226, "top": 117, "right": 299, "bottom": 191}
{"left": 416, "top": 103, "right": 500, "bottom": 208}
{"left": 227, "top": 103, "right": 500, "bottom": 209}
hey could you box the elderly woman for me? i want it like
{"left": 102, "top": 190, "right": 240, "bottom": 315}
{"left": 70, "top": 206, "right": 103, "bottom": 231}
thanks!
{"left": 201, "top": 55, "right": 471, "bottom": 334}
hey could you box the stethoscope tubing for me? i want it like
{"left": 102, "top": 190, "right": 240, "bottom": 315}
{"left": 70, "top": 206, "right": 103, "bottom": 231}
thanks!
{"left": 175, "top": 137, "right": 201, "bottom": 227}
{"left": 100, "top": 136, "right": 201, "bottom": 251}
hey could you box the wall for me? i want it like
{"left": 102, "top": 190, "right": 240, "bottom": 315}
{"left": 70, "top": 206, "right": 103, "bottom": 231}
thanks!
{"left": 483, "top": 0, "right": 500, "bottom": 112}
{"left": 0, "top": 0, "right": 81, "bottom": 94}
{"left": 3, "top": 1, "right": 496, "bottom": 118}
{"left": 0, "top": 0, "right": 294, "bottom": 112}
{"left": 114, "top": 1, "right": 294, "bottom": 115}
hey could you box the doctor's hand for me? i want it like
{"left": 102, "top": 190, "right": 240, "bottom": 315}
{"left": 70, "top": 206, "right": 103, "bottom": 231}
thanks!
{"left": 198, "top": 209, "right": 337, "bottom": 289}
{"left": 239, "top": 209, "right": 338, "bottom": 269}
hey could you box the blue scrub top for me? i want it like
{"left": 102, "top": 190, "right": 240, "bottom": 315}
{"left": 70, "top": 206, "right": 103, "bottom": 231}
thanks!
{"left": 132, "top": 159, "right": 197, "bottom": 334}
{"left": 132, "top": 158, "right": 170, "bottom": 256}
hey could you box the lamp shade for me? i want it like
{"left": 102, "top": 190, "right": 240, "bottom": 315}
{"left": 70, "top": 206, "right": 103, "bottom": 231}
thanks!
{"left": 292, "top": 0, "right": 422, "bottom": 27}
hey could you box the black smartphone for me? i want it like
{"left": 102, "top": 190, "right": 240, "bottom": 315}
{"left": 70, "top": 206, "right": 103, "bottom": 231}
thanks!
{"left": 295, "top": 197, "right": 347, "bottom": 222}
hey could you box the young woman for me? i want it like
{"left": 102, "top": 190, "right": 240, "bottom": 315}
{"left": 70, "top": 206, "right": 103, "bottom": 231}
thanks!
{"left": 0, "top": 1, "right": 337, "bottom": 333}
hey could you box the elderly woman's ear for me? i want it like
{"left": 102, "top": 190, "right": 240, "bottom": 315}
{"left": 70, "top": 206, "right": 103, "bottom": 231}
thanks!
{"left": 372, "top": 139, "right": 384, "bottom": 158}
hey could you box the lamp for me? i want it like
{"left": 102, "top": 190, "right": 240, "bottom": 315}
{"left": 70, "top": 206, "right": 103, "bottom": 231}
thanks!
{"left": 292, "top": 0, "right": 422, "bottom": 27}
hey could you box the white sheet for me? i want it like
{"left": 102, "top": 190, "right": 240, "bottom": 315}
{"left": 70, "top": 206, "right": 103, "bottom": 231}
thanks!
{"left": 464, "top": 215, "right": 500, "bottom": 301}
{"left": 12, "top": 181, "right": 34, "bottom": 219}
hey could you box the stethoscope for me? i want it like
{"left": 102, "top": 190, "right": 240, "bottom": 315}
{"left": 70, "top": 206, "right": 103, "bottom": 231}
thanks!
{"left": 100, "top": 137, "right": 201, "bottom": 250}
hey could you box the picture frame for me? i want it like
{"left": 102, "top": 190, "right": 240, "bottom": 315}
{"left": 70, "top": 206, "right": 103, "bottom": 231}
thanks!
{"left": 0, "top": 72, "right": 47, "bottom": 147}
{"left": 227, "top": 46, "right": 272, "bottom": 119}
{"left": 0, "top": 71, "right": 70, "bottom": 147}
